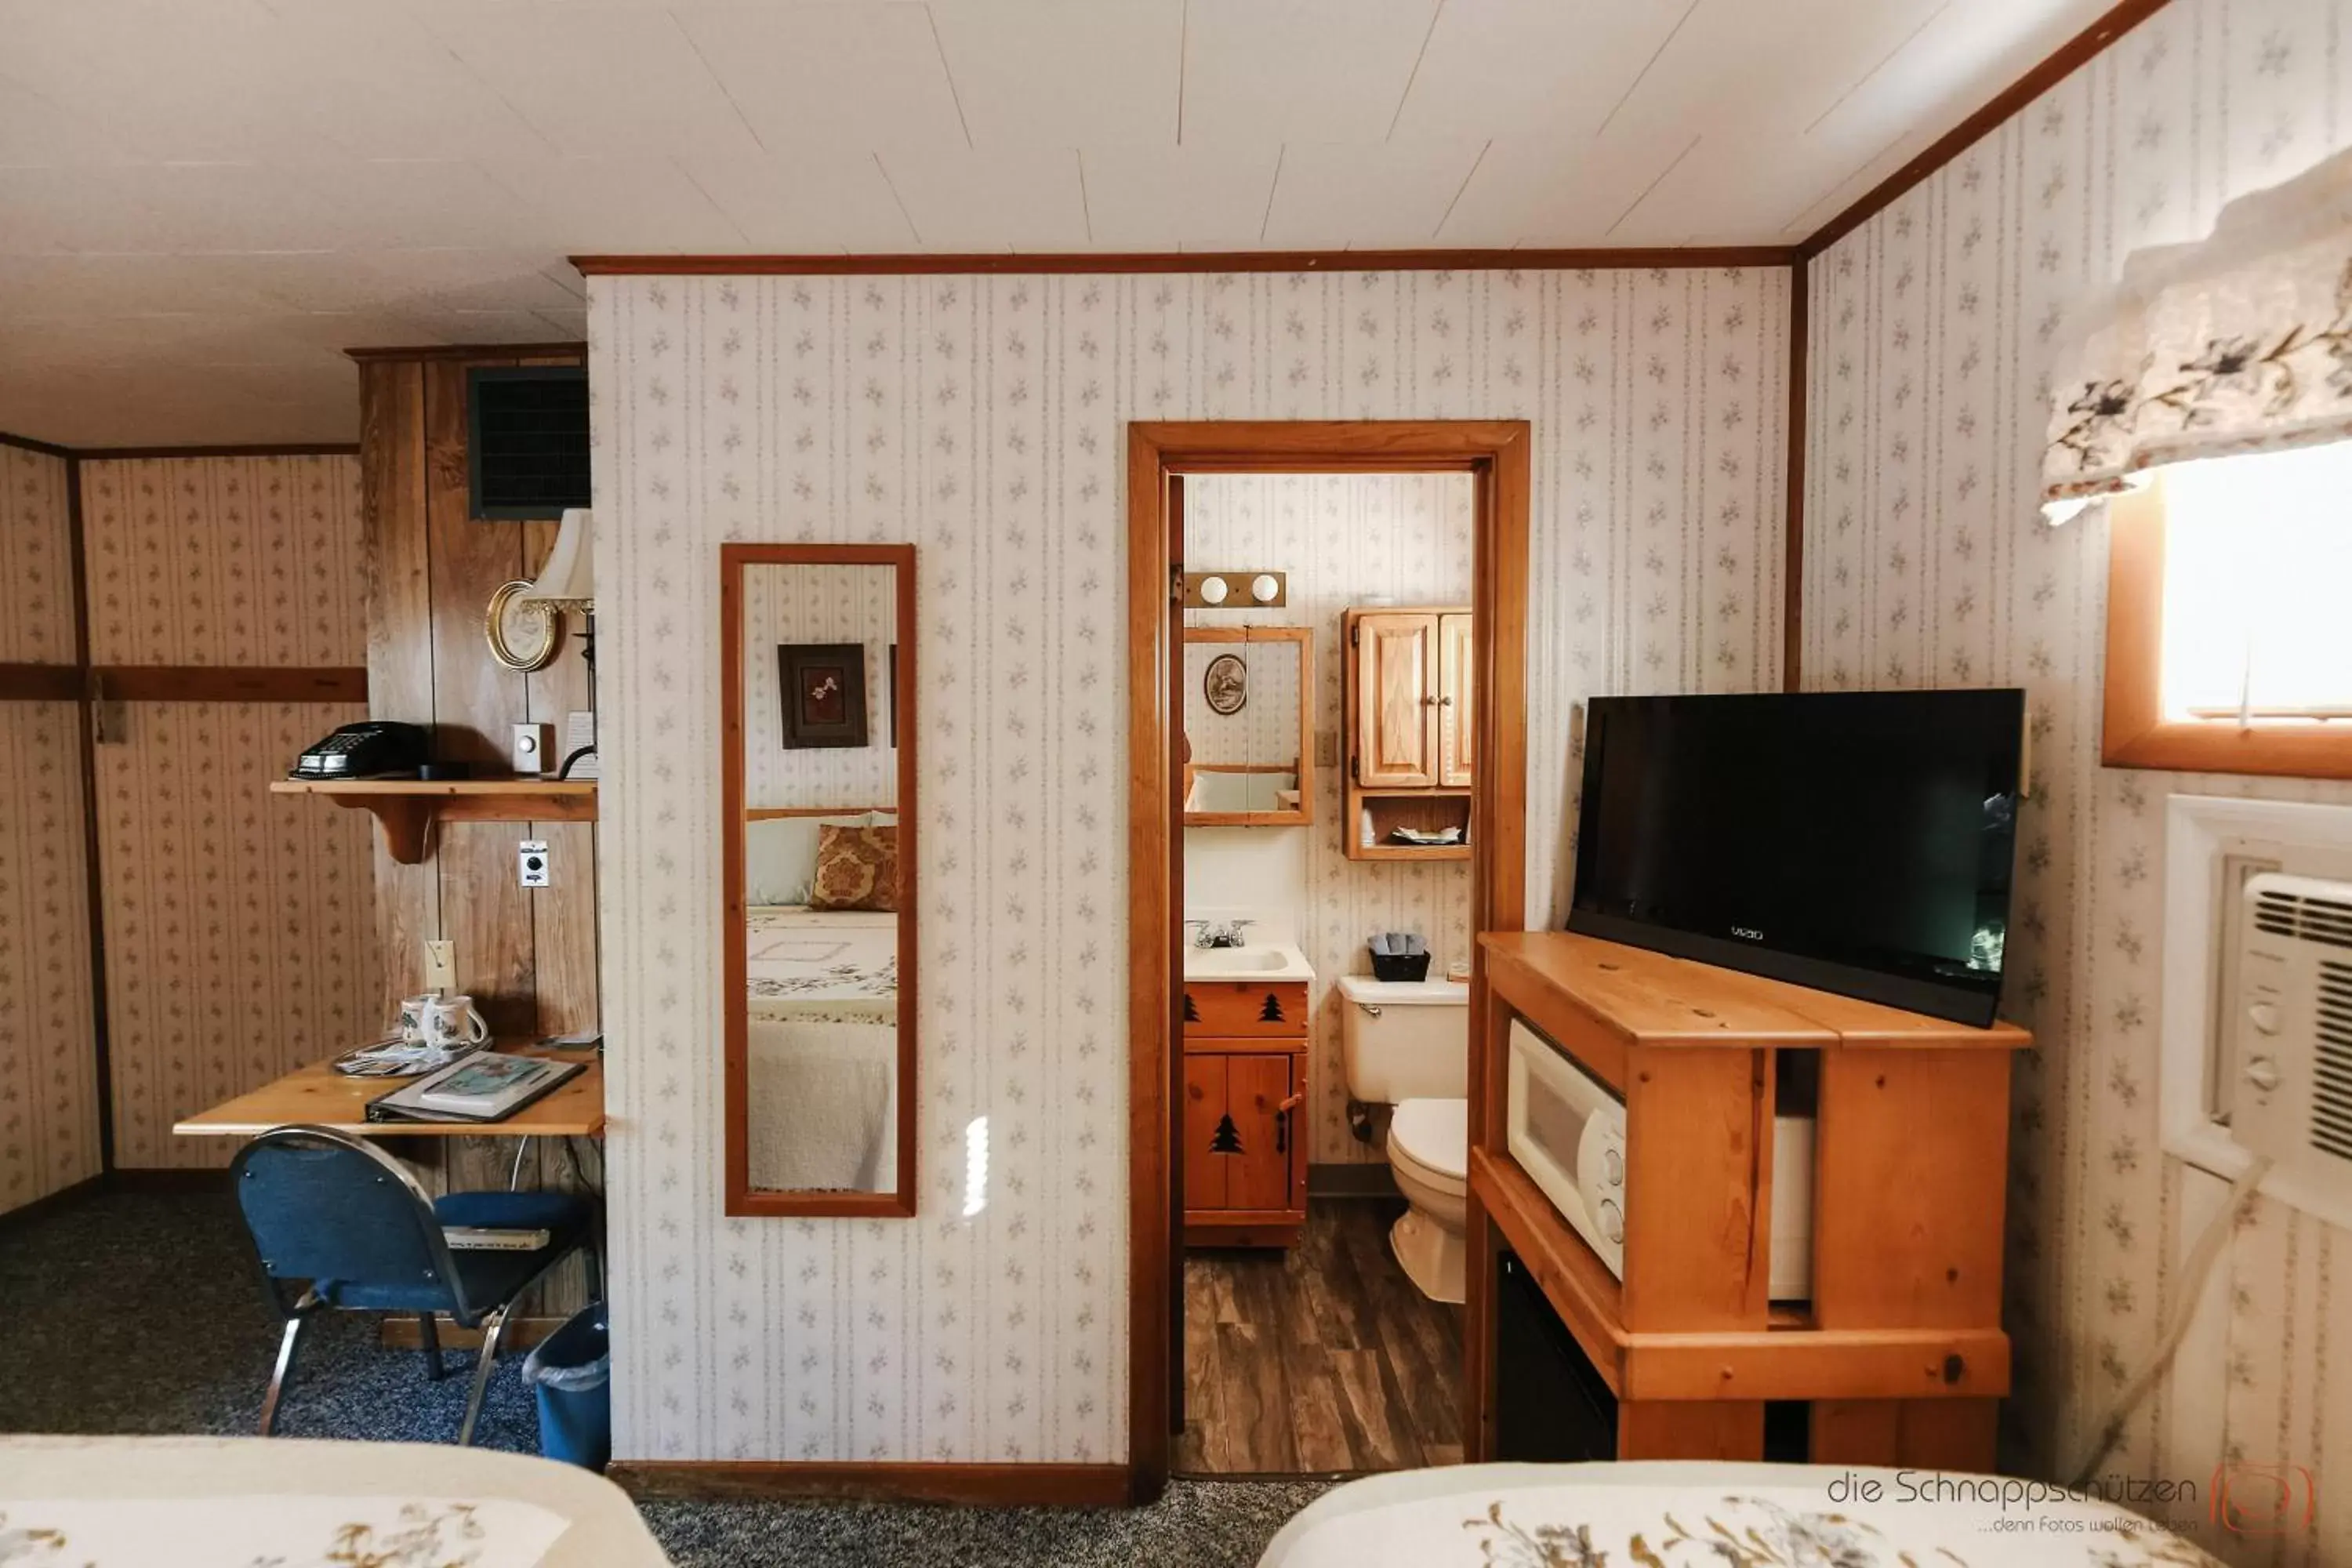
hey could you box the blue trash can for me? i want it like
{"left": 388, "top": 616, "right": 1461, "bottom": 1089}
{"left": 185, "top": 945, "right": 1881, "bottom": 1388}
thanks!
{"left": 522, "top": 1302, "right": 610, "bottom": 1471}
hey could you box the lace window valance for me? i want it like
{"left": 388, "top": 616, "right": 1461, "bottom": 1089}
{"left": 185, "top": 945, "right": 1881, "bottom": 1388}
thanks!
{"left": 2044, "top": 144, "right": 2352, "bottom": 522}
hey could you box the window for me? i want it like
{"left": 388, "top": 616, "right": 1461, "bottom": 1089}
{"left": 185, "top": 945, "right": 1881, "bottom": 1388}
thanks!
{"left": 2105, "top": 442, "right": 2352, "bottom": 779}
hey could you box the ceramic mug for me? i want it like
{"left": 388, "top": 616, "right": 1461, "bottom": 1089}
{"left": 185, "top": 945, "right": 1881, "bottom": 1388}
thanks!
{"left": 420, "top": 993, "right": 491, "bottom": 1048}
{"left": 394, "top": 993, "right": 438, "bottom": 1044}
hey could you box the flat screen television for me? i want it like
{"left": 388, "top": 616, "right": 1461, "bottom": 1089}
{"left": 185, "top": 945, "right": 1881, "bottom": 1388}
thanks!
{"left": 1568, "top": 689, "right": 2024, "bottom": 1026}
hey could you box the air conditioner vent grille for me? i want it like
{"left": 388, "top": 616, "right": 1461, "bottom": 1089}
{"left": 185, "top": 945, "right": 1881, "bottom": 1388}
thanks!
{"left": 2313, "top": 962, "right": 2352, "bottom": 1163}
{"left": 2257, "top": 889, "right": 2352, "bottom": 949}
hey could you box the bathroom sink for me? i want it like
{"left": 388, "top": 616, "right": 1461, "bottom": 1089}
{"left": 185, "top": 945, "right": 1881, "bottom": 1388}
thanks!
{"left": 1183, "top": 943, "right": 1316, "bottom": 982}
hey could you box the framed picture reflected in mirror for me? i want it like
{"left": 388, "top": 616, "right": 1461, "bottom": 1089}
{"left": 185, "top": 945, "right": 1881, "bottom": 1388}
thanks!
{"left": 778, "top": 642, "right": 869, "bottom": 749}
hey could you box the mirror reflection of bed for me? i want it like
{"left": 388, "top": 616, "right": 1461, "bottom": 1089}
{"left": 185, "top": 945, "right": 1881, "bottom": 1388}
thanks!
{"left": 743, "top": 809, "right": 899, "bottom": 1192}
{"left": 722, "top": 544, "right": 918, "bottom": 1216}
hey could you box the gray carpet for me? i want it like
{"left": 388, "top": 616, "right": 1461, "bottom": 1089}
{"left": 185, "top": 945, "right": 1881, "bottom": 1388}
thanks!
{"left": 0, "top": 1188, "right": 1329, "bottom": 1566}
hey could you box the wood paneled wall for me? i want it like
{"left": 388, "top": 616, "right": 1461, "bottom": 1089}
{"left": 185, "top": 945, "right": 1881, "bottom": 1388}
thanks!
{"left": 354, "top": 351, "right": 600, "bottom": 1042}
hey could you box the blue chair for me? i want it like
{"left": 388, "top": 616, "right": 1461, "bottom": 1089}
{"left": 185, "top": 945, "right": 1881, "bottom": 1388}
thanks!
{"left": 230, "top": 1124, "right": 600, "bottom": 1446}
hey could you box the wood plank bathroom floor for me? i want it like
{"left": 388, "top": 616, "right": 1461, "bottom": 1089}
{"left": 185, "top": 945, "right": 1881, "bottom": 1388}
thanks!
{"left": 1176, "top": 1199, "right": 1465, "bottom": 1476}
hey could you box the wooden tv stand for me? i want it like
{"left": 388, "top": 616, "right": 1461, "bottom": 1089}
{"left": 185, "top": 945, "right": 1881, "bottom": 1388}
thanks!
{"left": 1469, "top": 931, "right": 2031, "bottom": 1468}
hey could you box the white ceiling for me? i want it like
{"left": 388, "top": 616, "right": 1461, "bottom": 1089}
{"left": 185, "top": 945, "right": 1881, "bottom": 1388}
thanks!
{"left": 0, "top": 0, "right": 2117, "bottom": 447}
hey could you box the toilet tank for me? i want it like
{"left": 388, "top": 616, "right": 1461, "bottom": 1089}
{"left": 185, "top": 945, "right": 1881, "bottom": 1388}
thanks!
{"left": 1338, "top": 975, "right": 1470, "bottom": 1103}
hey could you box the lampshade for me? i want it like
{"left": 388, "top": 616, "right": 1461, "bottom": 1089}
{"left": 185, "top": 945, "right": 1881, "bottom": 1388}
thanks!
{"left": 523, "top": 507, "right": 594, "bottom": 605}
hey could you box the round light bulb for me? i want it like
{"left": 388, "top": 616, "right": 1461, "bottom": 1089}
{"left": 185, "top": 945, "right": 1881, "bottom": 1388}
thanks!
{"left": 1199, "top": 576, "right": 1229, "bottom": 604}
{"left": 1250, "top": 573, "right": 1280, "bottom": 604}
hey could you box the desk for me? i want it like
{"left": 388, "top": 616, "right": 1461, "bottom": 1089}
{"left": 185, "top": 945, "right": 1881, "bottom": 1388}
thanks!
{"left": 173, "top": 1044, "right": 604, "bottom": 1139}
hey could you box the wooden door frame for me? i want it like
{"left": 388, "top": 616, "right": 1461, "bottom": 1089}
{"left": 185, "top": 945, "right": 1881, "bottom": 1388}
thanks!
{"left": 1125, "top": 420, "right": 1531, "bottom": 1499}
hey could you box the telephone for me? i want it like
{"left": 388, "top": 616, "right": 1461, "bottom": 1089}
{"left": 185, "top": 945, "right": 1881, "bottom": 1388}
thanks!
{"left": 292, "top": 720, "right": 430, "bottom": 780}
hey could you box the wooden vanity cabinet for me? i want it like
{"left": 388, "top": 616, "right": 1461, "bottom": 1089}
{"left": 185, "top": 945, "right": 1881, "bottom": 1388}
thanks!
{"left": 1181, "top": 980, "right": 1309, "bottom": 1248}
{"left": 1342, "top": 605, "right": 1473, "bottom": 860}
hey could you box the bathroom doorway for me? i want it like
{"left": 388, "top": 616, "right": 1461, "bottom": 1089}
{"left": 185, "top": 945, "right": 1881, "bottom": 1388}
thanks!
{"left": 1123, "top": 422, "right": 1531, "bottom": 1497}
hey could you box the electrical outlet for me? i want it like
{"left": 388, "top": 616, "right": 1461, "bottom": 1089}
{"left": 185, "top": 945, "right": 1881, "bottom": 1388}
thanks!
{"left": 1315, "top": 728, "right": 1340, "bottom": 768}
{"left": 518, "top": 839, "right": 551, "bottom": 888}
{"left": 424, "top": 939, "right": 456, "bottom": 993}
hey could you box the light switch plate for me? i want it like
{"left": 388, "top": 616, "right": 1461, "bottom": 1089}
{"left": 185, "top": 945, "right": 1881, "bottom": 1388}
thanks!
{"left": 518, "top": 840, "right": 550, "bottom": 888}
{"left": 424, "top": 939, "right": 456, "bottom": 992}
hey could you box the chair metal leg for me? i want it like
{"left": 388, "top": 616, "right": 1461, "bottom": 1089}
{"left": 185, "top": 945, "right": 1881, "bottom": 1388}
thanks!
{"left": 259, "top": 1312, "right": 310, "bottom": 1436}
{"left": 457, "top": 1305, "right": 510, "bottom": 1447}
{"left": 419, "top": 1312, "right": 447, "bottom": 1381}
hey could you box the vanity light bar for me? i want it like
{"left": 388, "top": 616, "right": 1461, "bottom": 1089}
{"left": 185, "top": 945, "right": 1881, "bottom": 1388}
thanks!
{"left": 1184, "top": 570, "right": 1287, "bottom": 609}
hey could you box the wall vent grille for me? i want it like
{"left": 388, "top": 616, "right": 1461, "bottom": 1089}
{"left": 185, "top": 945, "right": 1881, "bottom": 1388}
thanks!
{"left": 2314, "top": 962, "right": 2352, "bottom": 1164}
{"left": 2256, "top": 888, "right": 2352, "bottom": 949}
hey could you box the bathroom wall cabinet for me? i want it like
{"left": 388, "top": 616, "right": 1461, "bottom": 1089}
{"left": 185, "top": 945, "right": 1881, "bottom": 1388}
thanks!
{"left": 1342, "top": 605, "right": 1473, "bottom": 860}
{"left": 1180, "top": 979, "right": 1309, "bottom": 1248}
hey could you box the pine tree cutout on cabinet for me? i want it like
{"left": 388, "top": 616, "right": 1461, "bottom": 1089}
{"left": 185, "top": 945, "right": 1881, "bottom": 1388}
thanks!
{"left": 1208, "top": 1114, "right": 1244, "bottom": 1155}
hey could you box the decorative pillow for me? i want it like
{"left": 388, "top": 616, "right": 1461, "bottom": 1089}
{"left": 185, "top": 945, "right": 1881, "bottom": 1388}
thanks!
{"left": 744, "top": 814, "right": 870, "bottom": 906}
{"left": 808, "top": 823, "right": 898, "bottom": 912}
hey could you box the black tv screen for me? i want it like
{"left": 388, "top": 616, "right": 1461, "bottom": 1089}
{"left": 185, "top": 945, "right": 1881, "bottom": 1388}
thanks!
{"left": 1568, "top": 689, "right": 2024, "bottom": 1026}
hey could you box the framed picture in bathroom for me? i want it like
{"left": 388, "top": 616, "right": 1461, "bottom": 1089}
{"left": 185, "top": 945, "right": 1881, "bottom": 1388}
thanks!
{"left": 777, "top": 642, "right": 869, "bottom": 749}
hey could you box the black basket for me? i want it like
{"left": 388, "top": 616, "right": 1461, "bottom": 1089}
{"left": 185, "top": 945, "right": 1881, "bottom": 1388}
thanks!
{"left": 1369, "top": 949, "right": 1432, "bottom": 983}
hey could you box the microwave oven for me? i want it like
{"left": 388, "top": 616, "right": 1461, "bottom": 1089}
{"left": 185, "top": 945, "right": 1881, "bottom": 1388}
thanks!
{"left": 1504, "top": 1019, "right": 1815, "bottom": 1301}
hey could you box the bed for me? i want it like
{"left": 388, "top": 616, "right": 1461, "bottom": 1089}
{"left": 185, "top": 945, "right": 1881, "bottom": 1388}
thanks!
{"left": 1257, "top": 1463, "right": 2223, "bottom": 1567}
{"left": 745, "top": 905, "right": 898, "bottom": 1026}
{"left": 743, "top": 904, "right": 900, "bottom": 1191}
{"left": 0, "top": 1434, "right": 671, "bottom": 1567}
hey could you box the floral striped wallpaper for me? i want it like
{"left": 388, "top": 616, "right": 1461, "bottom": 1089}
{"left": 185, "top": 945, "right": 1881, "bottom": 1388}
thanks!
{"left": 0, "top": 444, "right": 76, "bottom": 664}
{"left": 0, "top": 441, "right": 100, "bottom": 1215}
{"left": 1804, "top": 0, "right": 2352, "bottom": 1555}
{"left": 76, "top": 456, "right": 380, "bottom": 1169}
{"left": 1182, "top": 470, "right": 1473, "bottom": 1168}
{"left": 81, "top": 456, "right": 367, "bottom": 666}
{"left": 741, "top": 562, "right": 899, "bottom": 811}
{"left": 590, "top": 263, "right": 1791, "bottom": 1463}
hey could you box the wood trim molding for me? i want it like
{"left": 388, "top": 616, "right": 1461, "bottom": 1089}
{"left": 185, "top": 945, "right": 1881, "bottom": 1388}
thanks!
{"left": 744, "top": 804, "right": 895, "bottom": 821}
{"left": 1800, "top": 0, "right": 2175, "bottom": 259}
{"left": 572, "top": 247, "right": 1797, "bottom": 278}
{"left": 74, "top": 443, "right": 359, "bottom": 461}
{"left": 65, "top": 459, "right": 115, "bottom": 1176}
{"left": 343, "top": 343, "right": 586, "bottom": 364}
{"left": 718, "top": 541, "right": 919, "bottom": 1218}
{"left": 0, "top": 429, "right": 76, "bottom": 459}
{"left": 608, "top": 1461, "right": 1132, "bottom": 1508}
{"left": 93, "top": 666, "right": 368, "bottom": 702}
{"left": 1782, "top": 257, "right": 1808, "bottom": 692}
{"left": 2102, "top": 477, "right": 2352, "bottom": 780}
{"left": 2, "top": 434, "right": 359, "bottom": 462}
{"left": 1126, "top": 419, "right": 1530, "bottom": 1501}
{"left": 0, "top": 664, "right": 83, "bottom": 701}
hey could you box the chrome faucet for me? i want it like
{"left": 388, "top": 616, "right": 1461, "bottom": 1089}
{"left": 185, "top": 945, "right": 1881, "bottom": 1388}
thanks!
{"left": 1186, "top": 918, "right": 1254, "bottom": 949}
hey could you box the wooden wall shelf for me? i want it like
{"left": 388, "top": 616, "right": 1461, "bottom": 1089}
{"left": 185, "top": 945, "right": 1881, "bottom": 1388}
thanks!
{"left": 271, "top": 778, "right": 596, "bottom": 864}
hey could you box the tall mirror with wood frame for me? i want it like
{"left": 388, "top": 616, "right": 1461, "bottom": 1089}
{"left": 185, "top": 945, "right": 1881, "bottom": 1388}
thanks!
{"left": 721, "top": 543, "right": 916, "bottom": 1217}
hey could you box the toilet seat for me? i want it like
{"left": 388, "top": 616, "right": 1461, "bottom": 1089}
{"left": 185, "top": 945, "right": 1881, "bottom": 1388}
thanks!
{"left": 1388, "top": 1098, "right": 1467, "bottom": 1188}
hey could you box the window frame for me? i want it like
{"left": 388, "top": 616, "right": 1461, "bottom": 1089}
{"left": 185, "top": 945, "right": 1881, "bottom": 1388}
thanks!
{"left": 2103, "top": 471, "right": 2352, "bottom": 779}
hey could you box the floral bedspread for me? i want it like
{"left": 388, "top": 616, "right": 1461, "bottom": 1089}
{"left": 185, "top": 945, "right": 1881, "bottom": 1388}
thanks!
{"left": 1261, "top": 1465, "right": 2225, "bottom": 1568}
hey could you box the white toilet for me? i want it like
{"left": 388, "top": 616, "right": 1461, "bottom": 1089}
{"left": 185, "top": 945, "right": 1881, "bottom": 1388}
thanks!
{"left": 1338, "top": 974, "right": 1470, "bottom": 1304}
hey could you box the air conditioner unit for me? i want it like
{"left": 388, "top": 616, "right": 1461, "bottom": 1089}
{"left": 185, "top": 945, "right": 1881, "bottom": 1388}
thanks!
{"left": 2230, "top": 871, "right": 2352, "bottom": 1198}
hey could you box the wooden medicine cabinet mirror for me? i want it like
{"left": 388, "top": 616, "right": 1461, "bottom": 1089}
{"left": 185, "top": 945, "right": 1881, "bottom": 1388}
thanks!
{"left": 1181, "top": 626, "right": 1314, "bottom": 827}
